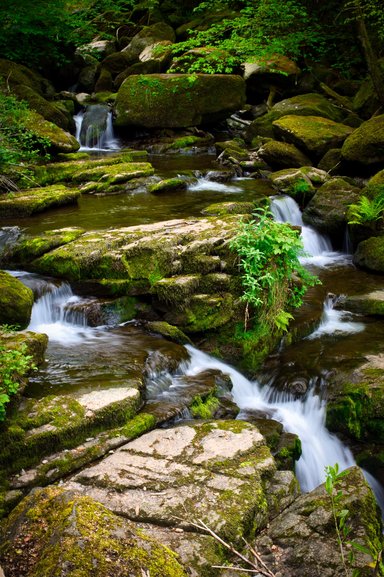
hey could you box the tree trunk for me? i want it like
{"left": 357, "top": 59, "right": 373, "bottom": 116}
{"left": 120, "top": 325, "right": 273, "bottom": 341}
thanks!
{"left": 354, "top": 0, "right": 384, "bottom": 106}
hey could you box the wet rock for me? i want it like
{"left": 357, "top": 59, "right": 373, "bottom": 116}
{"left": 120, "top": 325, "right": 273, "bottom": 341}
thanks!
{"left": 149, "top": 177, "right": 187, "bottom": 194}
{"left": 201, "top": 201, "right": 255, "bottom": 216}
{"left": 122, "top": 22, "right": 175, "bottom": 61}
{"left": 353, "top": 236, "right": 384, "bottom": 273}
{"left": 0, "top": 486, "right": 189, "bottom": 577}
{"left": 273, "top": 115, "right": 354, "bottom": 159}
{"left": 115, "top": 74, "right": 246, "bottom": 129}
{"left": 22, "top": 110, "right": 79, "bottom": 154}
{"left": 339, "top": 290, "right": 384, "bottom": 316}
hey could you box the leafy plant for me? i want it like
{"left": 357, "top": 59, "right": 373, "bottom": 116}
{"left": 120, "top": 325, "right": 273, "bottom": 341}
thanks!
{"left": 347, "top": 186, "right": 384, "bottom": 229}
{"left": 325, "top": 463, "right": 383, "bottom": 577}
{"left": 0, "top": 324, "right": 21, "bottom": 334}
{"left": 0, "top": 344, "right": 35, "bottom": 421}
{"left": 229, "top": 207, "right": 318, "bottom": 332}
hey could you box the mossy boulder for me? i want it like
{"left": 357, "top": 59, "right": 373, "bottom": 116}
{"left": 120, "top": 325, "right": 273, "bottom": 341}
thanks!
{"left": 339, "top": 290, "right": 384, "bottom": 317}
{"left": 317, "top": 148, "right": 343, "bottom": 174}
{"left": 341, "top": 114, "right": 384, "bottom": 167}
{"left": 254, "top": 466, "right": 384, "bottom": 577}
{"left": 149, "top": 178, "right": 187, "bottom": 194}
{"left": 302, "top": 177, "right": 361, "bottom": 239}
{"left": 246, "top": 93, "right": 348, "bottom": 140}
{"left": 352, "top": 59, "right": 384, "bottom": 119}
{"left": 273, "top": 115, "right": 354, "bottom": 159}
{"left": 11, "top": 84, "right": 73, "bottom": 132}
{"left": 169, "top": 46, "right": 230, "bottom": 73}
{"left": 0, "top": 59, "right": 52, "bottom": 95}
{"left": 0, "top": 185, "right": 80, "bottom": 218}
{"left": 115, "top": 74, "right": 246, "bottom": 128}
{"left": 326, "top": 354, "right": 384, "bottom": 442}
{"left": 270, "top": 167, "right": 329, "bottom": 201}
{"left": 258, "top": 140, "right": 311, "bottom": 169}
{"left": 201, "top": 201, "right": 255, "bottom": 216}
{"left": 369, "top": 169, "right": 384, "bottom": 185}
{"left": 0, "top": 271, "right": 34, "bottom": 329}
{"left": 353, "top": 236, "right": 384, "bottom": 272}
{"left": 0, "top": 486, "right": 189, "bottom": 577}
{"left": 22, "top": 110, "right": 79, "bottom": 154}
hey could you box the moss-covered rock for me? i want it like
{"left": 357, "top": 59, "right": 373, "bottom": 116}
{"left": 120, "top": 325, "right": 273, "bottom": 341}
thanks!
{"left": 317, "top": 148, "right": 343, "bottom": 174}
{"left": 258, "top": 140, "right": 311, "bottom": 169}
{"left": 369, "top": 169, "right": 384, "bottom": 185}
{"left": 0, "top": 271, "right": 34, "bottom": 329}
{"left": 22, "top": 110, "right": 79, "bottom": 154}
{"left": 0, "top": 185, "right": 80, "bottom": 217}
{"left": 341, "top": 114, "right": 384, "bottom": 166}
{"left": 149, "top": 177, "right": 187, "bottom": 194}
{"left": 254, "top": 466, "right": 384, "bottom": 577}
{"left": 3, "top": 228, "right": 85, "bottom": 266}
{"left": 353, "top": 236, "right": 384, "bottom": 272}
{"left": 11, "top": 84, "right": 73, "bottom": 132}
{"left": 115, "top": 74, "right": 246, "bottom": 128}
{"left": 273, "top": 115, "right": 354, "bottom": 159}
{"left": 0, "top": 487, "right": 189, "bottom": 577}
{"left": 326, "top": 355, "right": 384, "bottom": 442}
{"left": 338, "top": 290, "right": 384, "bottom": 316}
{"left": 170, "top": 46, "right": 230, "bottom": 73}
{"left": 270, "top": 167, "right": 330, "bottom": 201}
{"left": 165, "top": 293, "right": 235, "bottom": 333}
{"left": 201, "top": 201, "right": 255, "bottom": 216}
{"left": 246, "top": 93, "right": 348, "bottom": 140}
{"left": 303, "top": 177, "right": 361, "bottom": 239}
{"left": 122, "top": 22, "right": 176, "bottom": 62}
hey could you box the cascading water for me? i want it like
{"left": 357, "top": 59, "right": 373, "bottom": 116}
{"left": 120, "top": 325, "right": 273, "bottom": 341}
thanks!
{"left": 74, "top": 104, "right": 120, "bottom": 151}
{"left": 270, "top": 195, "right": 347, "bottom": 266}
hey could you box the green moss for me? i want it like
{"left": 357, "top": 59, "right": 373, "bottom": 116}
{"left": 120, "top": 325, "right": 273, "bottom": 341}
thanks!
{"left": 0, "top": 185, "right": 80, "bottom": 217}
{"left": 181, "top": 293, "right": 234, "bottom": 333}
{"left": 0, "top": 487, "right": 188, "bottom": 577}
{"left": 120, "top": 412, "right": 157, "bottom": 438}
{"left": 190, "top": 393, "right": 219, "bottom": 419}
{"left": 9, "top": 228, "right": 85, "bottom": 264}
{"left": 145, "top": 321, "right": 192, "bottom": 345}
{"left": 201, "top": 202, "right": 255, "bottom": 216}
{"left": 169, "top": 135, "right": 211, "bottom": 149}
{"left": 152, "top": 275, "right": 201, "bottom": 307}
{"left": 149, "top": 178, "right": 187, "bottom": 194}
{"left": 0, "top": 271, "right": 34, "bottom": 329}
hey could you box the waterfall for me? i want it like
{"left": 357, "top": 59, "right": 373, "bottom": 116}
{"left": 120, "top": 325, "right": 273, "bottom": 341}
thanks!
{"left": 183, "top": 345, "right": 354, "bottom": 492}
{"left": 28, "top": 281, "right": 104, "bottom": 345}
{"left": 270, "top": 195, "right": 348, "bottom": 266}
{"left": 74, "top": 104, "right": 120, "bottom": 151}
{"left": 306, "top": 294, "right": 365, "bottom": 339}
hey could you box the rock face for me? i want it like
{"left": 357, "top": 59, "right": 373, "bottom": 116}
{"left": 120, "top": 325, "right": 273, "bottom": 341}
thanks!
{"left": 0, "top": 486, "right": 189, "bottom": 577}
{"left": 341, "top": 114, "right": 384, "bottom": 166}
{"left": 0, "top": 271, "right": 34, "bottom": 329}
{"left": 115, "top": 74, "right": 246, "bottom": 128}
{"left": 254, "top": 467, "right": 383, "bottom": 577}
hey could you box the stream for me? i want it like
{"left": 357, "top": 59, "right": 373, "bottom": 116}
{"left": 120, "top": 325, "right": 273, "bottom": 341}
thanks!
{"left": 3, "top": 122, "right": 384, "bottom": 510}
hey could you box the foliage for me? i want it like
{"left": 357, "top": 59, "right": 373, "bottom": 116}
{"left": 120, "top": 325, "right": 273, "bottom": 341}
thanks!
{"left": 324, "top": 463, "right": 381, "bottom": 577}
{"left": 0, "top": 325, "right": 21, "bottom": 334}
{"left": 0, "top": 344, "right": 35, "bottom": 421}
{"left": 0, "top": 86, "right": 50, "bottom": 189}
{"left": 229, "top": 207, "right": 318, "bottom": 332}
{"left": 347, "top": 185, "right": 384, "bottom": 228}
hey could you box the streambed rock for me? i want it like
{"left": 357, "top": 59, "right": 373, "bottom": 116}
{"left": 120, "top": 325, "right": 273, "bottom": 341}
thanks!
{"left": 0, "top": 486, "right": 189, "bottom": 577}
{"left": 64, "top": 420, "right": 297, "bottom": 573}
{"left": 0, "top": 185, "right": 80, "bottom": 218}
{"left": 0, "top": 271, "right": 34, "bottom": 329}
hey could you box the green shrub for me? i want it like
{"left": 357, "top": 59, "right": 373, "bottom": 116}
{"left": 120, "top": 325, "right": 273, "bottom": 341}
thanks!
{"left": 230, "top": 207, "right": 318, "bottom": 332}
{"left": 0, "top": 345, "right": 35, "bottom": 421}
{"left": 347, "top": 185, "right": 384, "bottom": 229}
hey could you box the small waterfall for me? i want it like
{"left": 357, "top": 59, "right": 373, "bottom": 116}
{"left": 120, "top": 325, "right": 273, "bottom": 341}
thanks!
{"left": 270, "top": 196, "right": 347, "bottom": 265}
{"left": 74, "top": 104, "right": 120, "bottom": 151}
{"left": 188, "top": 178, "right": 242, "bottom": 192}
{"left": 28, "top": 281, "right": 104, "bottom": 345}
{"left": 307, "top": 294, "right": 365, "bottom": 339}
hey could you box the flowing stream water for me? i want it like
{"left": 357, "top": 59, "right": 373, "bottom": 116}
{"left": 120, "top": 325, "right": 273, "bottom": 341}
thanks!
{"left": 5, "top": 175, "right": 384, "bottom": 510}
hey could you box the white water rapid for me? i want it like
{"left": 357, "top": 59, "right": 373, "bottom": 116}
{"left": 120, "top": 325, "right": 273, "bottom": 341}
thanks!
{"left": 188, "top": 178, "right": 243, "bottom": 192}
{"left": 74, "top": 110, "right": 120, "bottom": 151}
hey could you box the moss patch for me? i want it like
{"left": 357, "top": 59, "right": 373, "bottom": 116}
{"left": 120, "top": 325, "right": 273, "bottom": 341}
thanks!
{"left": 0, "top": 185, "right": 80, "bottom": 218}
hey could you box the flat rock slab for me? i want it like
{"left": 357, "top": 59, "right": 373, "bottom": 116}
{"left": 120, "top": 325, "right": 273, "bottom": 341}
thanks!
{"left": 66, "top": 420, "right": 276, "bottom": 545}
{"left": 0, "top": 185, "right": 80, "bottom": 217}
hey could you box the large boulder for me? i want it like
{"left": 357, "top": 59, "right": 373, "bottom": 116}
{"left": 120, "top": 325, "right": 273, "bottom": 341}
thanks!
{"left": 341, "top": 114, "right": 384, "bottom": 167}
{"left": 353, "top": 236, "right": 384, "bottom": 272}
{"left": 273, "top": 115, "right": 354, "bottom": 159}
{"left": 115, "top": 74, "right": 246, "bottom": 128}
{"left": 303, "top": 177, "right": 361, "bottom": 239}
{"left": 0, "top": 271, "right": 34, "bottom": 329}
{"left": 0, "top": 486, "right": 189, "bottom": 577}
{"left": 258, "top": 140, "right": 311, "bottom": 169}
{"left": 254, "top": 466, "right": 383, "bottom": 577}
{"left": 246, "top": 93, "right": 347, "bottom": 140}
